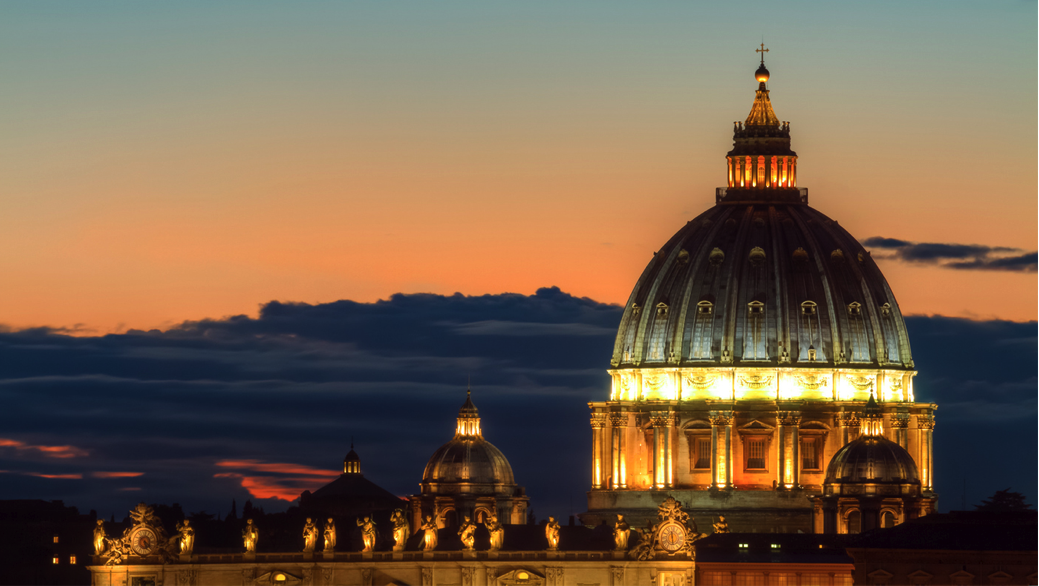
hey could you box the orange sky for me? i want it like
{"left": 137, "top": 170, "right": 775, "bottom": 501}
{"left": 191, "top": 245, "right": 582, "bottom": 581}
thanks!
{"left": 0, "top": 2, "right": 1034, "bottom": 332}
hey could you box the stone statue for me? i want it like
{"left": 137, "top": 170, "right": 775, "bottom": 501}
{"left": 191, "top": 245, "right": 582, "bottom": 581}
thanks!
{"left": 485, "top": 514, "right": 504, "bottom": 552}
{"left": 545, "top": 516, "right": 560, "bottom": 551}
{"left": 93, "top": 519, "right": 107, "bottom": 555}
{"left": 390, "top": 509, "right": 409, "bottom": 552}
{"left": 356, "top": 516, "right": 377, "bottom": 552}
{"left": 712, "top": 515, "right": 730, "bottom": 534}
{"left": 302, "top": 518, "right": 318, "bottom": 553}
{"left": 176, "top": 520, "right": 194, "bottom": 555}
{"left": 323, "top": 518, "right": 336, "bottom": 552}
{"left": 612, "top": 514, "right": 630, "bottom": 550}
{"left": 242, "top": 519, "right": 258, "bottom": 553}
{"left": 457, "top": 515, "right": 476, "bottom": 551}
{"left": 421, "top": 515, "right": 438, "bottom": 551}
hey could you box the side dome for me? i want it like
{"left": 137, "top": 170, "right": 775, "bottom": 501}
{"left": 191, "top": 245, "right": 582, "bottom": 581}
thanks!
{"left": 824, "top": 436, "right": 920, "bottom": 485}
{"left": 420, "top": 389, "right": 518, "bottom": 496}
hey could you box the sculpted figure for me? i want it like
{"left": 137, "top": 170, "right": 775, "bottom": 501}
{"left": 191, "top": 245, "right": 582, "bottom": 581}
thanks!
{"left": 712, "top": 515, "right": 730, "bottom": 534}
{"left": 612, "top": 514, "right": 630, "bottom": 550}
{"left": 302, "top": 518, "right": 318, "bottom": 553}
{"left": 93, "top": 519, "right": 107, "bottom": 555}
{"left": 545, "top": 516, "right": 560, "bottom": 551}
{"left": 242, "top": 519, "right": 258, "bottom": 553}
{"left": 421, "top": 515, "right": 438, "bottom": 551}
{"left": 176, "top": 520, "right": 195, "bottom": 555}
{"left": 484, "top": 514, "right": 504, "bottom": 552}
{"left": 457, "top": 515, "right": 476, "bottom": 551}
{"left": 390, "top": 509, "right": 409, "bottom": 552}
{"left": 323, "top": 518, "right": 336, "bottom": 552}
{"left": 356, "top": 516, "right": 377, "bottom": 552}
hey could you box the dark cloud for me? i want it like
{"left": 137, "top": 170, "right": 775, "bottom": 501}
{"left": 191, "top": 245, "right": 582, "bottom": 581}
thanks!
{"left": 862, "top": 237, "right": 1037, "bottom": 272}
{"left": 0, "top": 288, "right": 1034, "bottom": 520}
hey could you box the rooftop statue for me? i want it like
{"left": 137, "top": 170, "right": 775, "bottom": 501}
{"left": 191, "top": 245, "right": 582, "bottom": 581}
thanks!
{"left": 357, "top": 516, "right": 377, "bottom": 552}
{"left": 485, "top": 514, "right": 504, "bottom": 552}
{"left": 176, "top": 520, "right": 195, "bottom": 555}
{"left": 242, "top": 519, "right": 258, "bottom": 553}
{"left": 457, "top": 515, "right": 477, "bottom": 551}
{"left": 323, "top": 518, "right": 336, "bottom": 552}
{"left": 302, "top": 518, "right": 318, "bottom": 553}
{"left": 545, "top": 516, "right": 560, "bottom": 551}
{"left": 93, "top": 520, "right": 107, "bottom": 556}
{"left": 390, "top": 509, "right": 409, "bottom": 552}
{"left": 421, "top": 516, "right": 438, "bottom": 551}
{"left": 613, "top": 514, "right": 631, "bottom": 551}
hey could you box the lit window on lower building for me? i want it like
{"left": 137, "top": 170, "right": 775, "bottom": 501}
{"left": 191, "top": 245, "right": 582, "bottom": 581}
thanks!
{"left": 70, "top": 555, "right": 77, "bottom": 564}
{"left": 770, "top": 543, "right": 780, "bottom": 549}
{"left": 739, "top": 542, "right": 749, "bottom": 549}
{"left": 53, "top": 535, "right": 59, "bottom": 544}
{"left": 52, "top": 556, "right": 59, "bottom": 565}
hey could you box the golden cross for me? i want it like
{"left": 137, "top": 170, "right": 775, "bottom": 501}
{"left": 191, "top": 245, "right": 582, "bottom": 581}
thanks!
{"left": 756, "top": 43, "right": 769, "bottom": 64}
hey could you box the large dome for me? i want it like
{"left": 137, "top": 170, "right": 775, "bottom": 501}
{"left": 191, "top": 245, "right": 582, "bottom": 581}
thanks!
{"left": 422, "top": 437, "right": 516, "bottom": 489}
{"left": 610, "top": 202, "right": 914, "bottom": 370}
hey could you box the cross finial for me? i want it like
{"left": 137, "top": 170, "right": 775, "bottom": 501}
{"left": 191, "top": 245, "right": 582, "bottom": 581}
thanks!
{"left": 756, "top": 42, "right": 769, "bottom": 65}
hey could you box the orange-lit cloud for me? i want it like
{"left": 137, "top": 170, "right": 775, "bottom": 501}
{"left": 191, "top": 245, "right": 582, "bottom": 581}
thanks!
{"left": 26, "top": 473, "right": 83, "bottom": 479}
{"left": 0, "top": 438, "right": 88, "bottom": 459}
{"left": 93, "top": 472, "right": 145, "bottom": 478}
{"left": 214, "top": 460, "right": 341, "bottom": 501}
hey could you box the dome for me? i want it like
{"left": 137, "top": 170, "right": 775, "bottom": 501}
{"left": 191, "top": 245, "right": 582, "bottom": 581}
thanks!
{"left": 422, "top": 437, "right": 516, "bottom": 488}
{"left": 755, "top": 63, "right": 770, "bottom": 83}
{"left": 824, "top": 435, "right": 920, "bottom": 486}
{"left": 610, "top": 203, "right": 914, "bottom": 370}
{"left": 420, "top": 389, "right": 519, "bottom": 495}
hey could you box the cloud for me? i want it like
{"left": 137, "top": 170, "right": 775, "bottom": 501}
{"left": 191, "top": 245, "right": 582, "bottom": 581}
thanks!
{"left": 0, "top": 438, "right": 89, "bottom": 459}
{"left": 863, "top": 237, "right": 1037, "bottom": 272}
{"left": 0, "top": 288, "right": 1033, "bottom": 517}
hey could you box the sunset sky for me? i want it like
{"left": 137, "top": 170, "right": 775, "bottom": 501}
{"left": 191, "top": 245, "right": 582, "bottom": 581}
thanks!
{"left": 0, "top": 2, "right": 1035, "bottom": 520}
{"left": 1, "top": 1, "right": 1034, "bottom": 333}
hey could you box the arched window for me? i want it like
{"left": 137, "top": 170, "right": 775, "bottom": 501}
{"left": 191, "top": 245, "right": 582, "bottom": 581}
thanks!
{"left": 846, "top": 510, "right": 861, "bottom": 534}
{"left": 881, "top": 511, "right": 896, "bottom": 528}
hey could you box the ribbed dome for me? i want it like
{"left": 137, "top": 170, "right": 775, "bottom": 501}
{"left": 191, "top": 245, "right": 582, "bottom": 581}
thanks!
{"left": 422, "top": 437, "right": 516, "bottom": 489}
{"left": 610, "top": 203, "right": 913, "bottom": 370}
{"left": 824, "top": 435, "right": 920, "bottom": 486}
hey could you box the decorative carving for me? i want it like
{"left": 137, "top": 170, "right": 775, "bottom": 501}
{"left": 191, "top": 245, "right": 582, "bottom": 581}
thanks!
{"left": 457, "top": 515, "right": 476, "bottom": 551}
{"left": 656, "top": 302, "right": 669, "bottom": 316}
{"left": 779, "top": 343, "right": 791, "bottom": 364}
{"left": 629, "top": 496, "right": 705, "bottom": 560}
{"left": 103, "top": 503, "right": 176, "bottom": 566}
{"left": 721, "top": 348, "right": 733, "bottom": 364}
{"left": 461, "top": 566, "right": 476, "bottom": 586}
{"left": 485, "top": 514, "right": 504, "bottom": 551}
{"left": 708, "top": 411, "right": 734, "bottom": 426}
{"left": 644, "top": 375, "right": 666, "bottom": 391}
{"left": 390, "top": 509, "right": 408, "bottom": 552}
{"left": 545, "top": 516, "right": 560, "bottom": 551}
{"left": 712, "top": 515, "right": 730, "bottom": 534}
{"left": 792, "top": 247, "right": 808, "bottom": 263}
{"left": 242, "top": 519, "right": 258, "bottom": 553}
{"left": 837, "top": 412, "right": 859, "bottom": 427}
{"left": 709, "top": 248, "right": 725, "bottom": 265}
{"left": 685, "top": 374, "right": 717, "bottom": 391}
{"left": 420, "top": 515, "right": 438, "bottom": 551}
{"left": 546, "top": 567, "right": 565, "bottom": 586}
{"left": 609, "top": 413, "right": 627, "bottom": 428}
{"left": 891, "top": 413, "right": 910, "bottom": 429}
{"left": 917, "top": 414, "right": 936, "bottom": 430}
{"left": 846, "top": 375, "right": 874, "bottom": 392}
{"left": 830, "top": 249, "right": 845, "bottom": 262}
{"left": 356, "top": 516, "right": 377, "bottom": 552}
{"left": 176, "top": 519, "right": 194, "bottom": 556}
{"left": 611, "top": 567, "right": 625, "bottom": 586}
{"left": 677, "top": 249, "right": 690, "bottom": 264}
{"left": 613, "top": 514, "right": 630, "bottom": 551}
{"left": 631, "top": 303, "right": 642, "bottom": 316}
{"left": 880, "top": 302, "right": 892, "bottom": 316}
{"left": 176, "top": 569, "right": 196, "bottom": 585}
{"left": 421, "top": 567, "right": 434, "bottom": 586}
{"left": 778, "top": 411, "right": 802, "bottom": 426}
{"left": 590, "top": 414, "right": 607, "bottom": 429}
{"left": 795, "top": 374, "right": 829, "bottom": 390}
{"left": 485, "top": 567, "right": 498, "bottom": 584}
{"left": 360, "top": 568, "right": 373, "bottom": 586}
{"left": 748, "top": 246, "right": 766, "bottom": 265}
{"left": 321, "top": 567, "right": 334, "bottom": 583}
{"left": 738, "top": 373, "right": 774, "bottom": 389}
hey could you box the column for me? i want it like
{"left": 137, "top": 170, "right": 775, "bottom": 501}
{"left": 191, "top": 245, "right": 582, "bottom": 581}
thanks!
{"left": 651, "top": 414, "right": 665, "bottom": 489}
{"left": 789, "top": 412, "right": 801, "bottom": 488}
{"left": 918, "top": 414, "right": 935, "bottom": 493}
{"left": 610, "top": 413, "right": 628, "bottom": 489}
{"left": 709, "top": 411, "right": 734, "bottom": 489}
{"left": 837, "top": 411, "right": 858, "bottom": 446}
{"left": 665, "top": 412, "right": 675, "bottom": 488}
{"left": 591, "top": 414, "right": 607, "bottom": 489}
{"left": 776, "top": 415, "right": 786, "bottom": 488}
{"left": 892, "top": 413, "right": 910, "bottom": 451}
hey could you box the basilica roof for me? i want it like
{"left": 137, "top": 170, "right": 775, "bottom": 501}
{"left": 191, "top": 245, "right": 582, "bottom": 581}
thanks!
{"left": 611, "top": 62, "right": 913, "bottom": 372}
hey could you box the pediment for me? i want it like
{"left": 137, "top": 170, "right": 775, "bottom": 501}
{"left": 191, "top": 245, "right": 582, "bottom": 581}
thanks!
{"left": 498, "top": 567, "right": 545, "bottom": 585}
{"left": 256, "top": 571, "right": 303, "bottom": 585}
{"left": 738, "top": 419, "right": 774, "bottom": 431}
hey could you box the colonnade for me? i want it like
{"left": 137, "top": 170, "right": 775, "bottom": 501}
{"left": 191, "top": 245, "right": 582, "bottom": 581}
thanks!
{"left": 727, "top": 155, "right": 796, "bottom": 189}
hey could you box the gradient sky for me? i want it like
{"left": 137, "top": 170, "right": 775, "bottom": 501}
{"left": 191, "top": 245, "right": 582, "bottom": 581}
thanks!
{"left": 1, "top": 1, "right": 1035, "bottom": 333}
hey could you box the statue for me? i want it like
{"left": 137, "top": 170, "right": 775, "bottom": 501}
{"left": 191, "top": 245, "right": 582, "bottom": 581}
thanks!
{"left": 484, "top": 514, "right": 504, "bottom": 552}
{"left": 323, "top": 518, "right": 336, "bottom": 552}
{"left": 302, "top": 518, "right": 318, "bottom": 553}
{"left": 356, "top": 516, "right": 377, "bottom": 552}
{"left": 545, "top": 516, "right": 560, "bottom": 551}
{"left": 457, "top": 515, "right": 476, "bottom": 551}
{"left": 612, "top": 514, "right": 630, "bottom": 551}
{"left": 390, "top": 509, "right": 409, "bottom": 552}
{"left": 176, "top": 520, "right": 194, "bottom": 555}
{"left": 242, "top": 519, "right": 258, "bottom": 553}
{"left": 712, "top": 515, "right": 730, "bottom": 534}
{"left": 93, "top": 520, "right": 107, "bottom": 555}
{"left": 420, "top": 515, "right": 438, "bottom": 551}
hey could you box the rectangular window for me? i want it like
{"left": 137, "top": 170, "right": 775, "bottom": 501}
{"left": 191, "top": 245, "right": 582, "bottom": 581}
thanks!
{"left": 802, "top": 437, "right": 819, "bottom": 470}
{"left": 53, "top": 535, "right": 59, "bottom": 544}
{"left": 694, "top": 438, "right": 711, "bottom": 469}
{"left": 69, "top": 555, "right": 76, "bottom": 565}
{"left": 746, "top": 438, "right": 766, "bottom": 470}
{"left": 52, "top": 556, "right": 59, "bottom": 565}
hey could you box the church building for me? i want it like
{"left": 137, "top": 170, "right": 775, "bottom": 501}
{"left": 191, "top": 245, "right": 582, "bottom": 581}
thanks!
{"left": 88, "top": 54, "right": 945, "bottom": 586}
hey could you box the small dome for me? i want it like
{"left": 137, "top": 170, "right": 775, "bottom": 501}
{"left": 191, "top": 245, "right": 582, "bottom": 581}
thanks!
{"left": 824, "top": 435, "right": 920, "bottom": 485}
{"left": 343, "top": 445, "right": 362, "bottom": 474}
{"left": 422, "top": 437, "right": 516, "bottom": 488}
{"left": 755, "top": 63, "right": 770, "bottom": 83}
{"left": 344, "top": 449, "right": 360, "bottom": 463}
